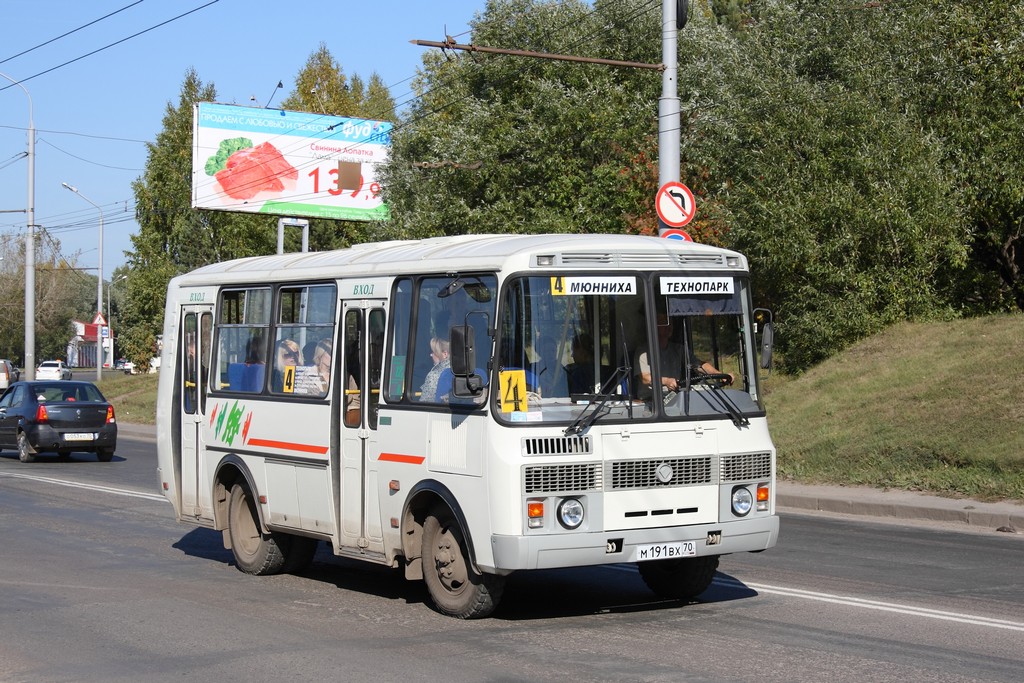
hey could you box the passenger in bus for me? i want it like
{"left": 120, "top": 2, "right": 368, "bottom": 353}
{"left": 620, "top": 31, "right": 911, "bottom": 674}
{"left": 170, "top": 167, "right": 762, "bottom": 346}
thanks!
{"left": 637, "top": 314, "right": 733, "bottom": 398}
{"left": 312, "top": 339, "right": 333, "bottom": 393}
{"left": 565, "top": 333, "right": 597, "bottom": 394}
{"left": 271, "top": 339, "right": 300, "bottom": 392}
{"left": 418, "top": 337, "right": 450, "bottom": 402}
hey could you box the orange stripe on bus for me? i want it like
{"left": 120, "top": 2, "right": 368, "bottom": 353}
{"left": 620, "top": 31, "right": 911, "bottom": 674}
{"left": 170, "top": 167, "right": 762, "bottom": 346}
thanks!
{"left": 247, "top": 438, "right": 329, "bottom": 455}
{"left": 378, "top": 452, "right": 425, "bottom": 465}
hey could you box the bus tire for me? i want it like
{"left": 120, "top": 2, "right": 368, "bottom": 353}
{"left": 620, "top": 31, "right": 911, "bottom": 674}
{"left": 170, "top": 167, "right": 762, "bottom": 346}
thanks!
{"left": 17, "top": 431, "right": 36, "bottom": 463}
{"left": 422, "top": 507, "right": 504, "bottom": 619}
{"left": 228, "top": 482, "right": 286, "bottom": 575}
{"left": 637, "top": 555, "right": 719, "bottom": 600}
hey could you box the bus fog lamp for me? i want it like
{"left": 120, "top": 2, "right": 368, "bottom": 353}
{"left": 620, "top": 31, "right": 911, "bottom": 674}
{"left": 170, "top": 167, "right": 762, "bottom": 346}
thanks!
{"left": 557, "top": 498, "right": 584, "bottom": 529}
{"left": 731, "top": 486, "right": 753, "bottom": 517}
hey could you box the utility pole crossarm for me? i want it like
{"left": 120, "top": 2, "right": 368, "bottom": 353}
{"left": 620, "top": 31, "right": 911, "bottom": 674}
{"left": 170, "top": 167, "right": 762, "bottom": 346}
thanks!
{"left": 411, "top": 39, "right": 664, "bottom": 71}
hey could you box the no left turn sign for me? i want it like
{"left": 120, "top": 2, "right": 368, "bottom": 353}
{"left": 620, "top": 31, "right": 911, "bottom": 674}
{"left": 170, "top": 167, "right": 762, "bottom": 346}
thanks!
{"left": 656, "top": 181, "right": 696, "bottom": 228}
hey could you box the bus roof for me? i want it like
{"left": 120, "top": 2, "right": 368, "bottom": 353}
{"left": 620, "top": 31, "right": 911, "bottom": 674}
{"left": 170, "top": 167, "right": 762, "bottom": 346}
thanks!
{"left": 171, "top": 233, "right": 747, "bottom": 285}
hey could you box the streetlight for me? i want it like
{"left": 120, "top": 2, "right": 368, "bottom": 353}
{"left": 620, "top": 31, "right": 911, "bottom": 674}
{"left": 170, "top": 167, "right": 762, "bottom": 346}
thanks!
{"left": 1, "top": 70, "right": 36, "bottom": 380}
{"left": 62, "top": 182, "right": 103, "bottom": 382}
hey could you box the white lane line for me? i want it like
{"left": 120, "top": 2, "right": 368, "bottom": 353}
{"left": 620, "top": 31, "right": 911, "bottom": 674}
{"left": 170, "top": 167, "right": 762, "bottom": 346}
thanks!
{"left": 0, "top": 472, "right": 167, "bottom": 502}
{"left": 607, "top": 565, "right": 1024, "bottom": 632}
{"left": 714, "top": 577, "right": 1024, "bottom": 632}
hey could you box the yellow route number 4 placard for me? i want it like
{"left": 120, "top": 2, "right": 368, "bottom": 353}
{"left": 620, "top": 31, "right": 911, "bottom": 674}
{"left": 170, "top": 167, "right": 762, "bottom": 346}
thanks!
{"left": 499, "top": 369, "right": 527, "bottom": 413}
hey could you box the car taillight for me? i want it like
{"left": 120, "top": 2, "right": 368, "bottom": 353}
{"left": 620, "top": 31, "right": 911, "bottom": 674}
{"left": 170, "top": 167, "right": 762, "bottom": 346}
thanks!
{"left": 106, "top": 405, "right": 115, "bottom": 424}
{"left": 36, "top": 404, "right": 49, "bottom": 423}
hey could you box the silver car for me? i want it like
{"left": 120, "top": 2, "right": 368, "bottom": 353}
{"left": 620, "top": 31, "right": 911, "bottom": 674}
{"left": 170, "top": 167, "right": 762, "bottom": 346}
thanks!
{"left": 36, "top": 361, "right": 73, "bottom": 381}
{"left": 0, "top": 360, "right": 18, "bottom": 390}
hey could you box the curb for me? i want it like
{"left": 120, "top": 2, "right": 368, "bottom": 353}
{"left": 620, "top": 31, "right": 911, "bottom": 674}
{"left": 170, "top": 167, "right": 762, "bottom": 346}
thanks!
{"left": 778, "top": 482, "right": 1024, "bottom": 533}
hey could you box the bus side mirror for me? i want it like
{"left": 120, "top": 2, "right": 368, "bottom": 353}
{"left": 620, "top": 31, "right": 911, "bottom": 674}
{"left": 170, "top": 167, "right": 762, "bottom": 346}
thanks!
{"left": 450, "top": 324, "right": 485, "bottom": 397}
{"left": 759, "top": 322, "right": 774, "bottom": 370}
{"left": 754, "top": 308, "right": 774, "bottom": 371}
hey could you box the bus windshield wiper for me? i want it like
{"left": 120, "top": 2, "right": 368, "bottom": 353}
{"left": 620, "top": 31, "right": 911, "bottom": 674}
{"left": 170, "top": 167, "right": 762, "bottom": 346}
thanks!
{"left": 688, "top": 376, "right": 749, "bottom": 428}
{"left": 564, "top": 365, "right": 632, "bottom": 436}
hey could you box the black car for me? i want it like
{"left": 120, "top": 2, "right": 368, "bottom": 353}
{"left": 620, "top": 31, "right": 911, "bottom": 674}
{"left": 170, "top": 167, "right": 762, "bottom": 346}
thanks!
{"left": 0, "top": 381, "right": 118, "bottom": 462}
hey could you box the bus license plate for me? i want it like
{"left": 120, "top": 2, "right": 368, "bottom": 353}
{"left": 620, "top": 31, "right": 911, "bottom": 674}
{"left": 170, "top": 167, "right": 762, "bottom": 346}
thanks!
{"left": 635, "top": 541, "right": 697, "bottom": 561}
{"left": 64, "top": 433, "right": 95, "bottom": 442}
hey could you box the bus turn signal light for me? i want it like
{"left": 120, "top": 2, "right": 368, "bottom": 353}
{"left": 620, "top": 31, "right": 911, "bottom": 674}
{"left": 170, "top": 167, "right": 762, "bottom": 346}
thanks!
{"left": 757, "top": 484, "right": 770, "bottom": 511}
{"left": 527, "top": 500, "right": 544, "bottom": 528}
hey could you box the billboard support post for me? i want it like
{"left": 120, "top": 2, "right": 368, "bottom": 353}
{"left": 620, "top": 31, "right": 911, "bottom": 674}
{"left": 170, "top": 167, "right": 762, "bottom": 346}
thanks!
{"left": 277, "top": 217, "right": 309, "bottom": 254}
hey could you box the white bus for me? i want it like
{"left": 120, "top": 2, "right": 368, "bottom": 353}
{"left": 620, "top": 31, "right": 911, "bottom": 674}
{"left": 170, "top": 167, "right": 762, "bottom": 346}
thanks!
{"left": 156, "top": 234, "right": 779, "bottom": 618}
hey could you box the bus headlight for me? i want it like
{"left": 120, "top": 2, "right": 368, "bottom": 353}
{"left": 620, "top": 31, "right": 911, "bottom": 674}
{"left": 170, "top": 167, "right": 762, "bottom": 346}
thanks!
{"left": 731, "top": 486, "right": 753, "bottom": 517}
{"left": 557, "top": 498, "right": 584, "bottom": 529}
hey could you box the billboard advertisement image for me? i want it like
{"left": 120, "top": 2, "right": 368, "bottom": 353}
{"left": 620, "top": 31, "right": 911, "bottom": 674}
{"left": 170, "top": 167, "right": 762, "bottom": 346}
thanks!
{"left": 192, "top": 102, "right": 391, "bottom": 221}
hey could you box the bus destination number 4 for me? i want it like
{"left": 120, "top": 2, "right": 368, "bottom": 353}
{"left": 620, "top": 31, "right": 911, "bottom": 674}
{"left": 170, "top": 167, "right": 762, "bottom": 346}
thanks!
{"left": 635, "top": 541, "right": 697, "bottom": 562}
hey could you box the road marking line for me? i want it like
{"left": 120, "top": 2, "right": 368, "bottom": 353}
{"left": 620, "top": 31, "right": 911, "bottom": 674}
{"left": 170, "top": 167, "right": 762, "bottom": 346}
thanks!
{"left": 606, "top": 565, "right": 1024, "bottom": 632}
{"left": 0, "top": 472, "right": 166, "bottom": 502}
{"left": 715, "top": 577, "right": 1024, "bottom": 632}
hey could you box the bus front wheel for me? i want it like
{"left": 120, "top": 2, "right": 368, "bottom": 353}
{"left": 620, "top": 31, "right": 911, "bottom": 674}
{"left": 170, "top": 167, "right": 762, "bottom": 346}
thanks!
{"left": 637, "top": 555, "right": 719, "bottom": 600}
{"left": 227, "top": 482, "right": 286, "bottom": 575}
{"left": 422, "top": 507, "right": 504, "bottom": 619}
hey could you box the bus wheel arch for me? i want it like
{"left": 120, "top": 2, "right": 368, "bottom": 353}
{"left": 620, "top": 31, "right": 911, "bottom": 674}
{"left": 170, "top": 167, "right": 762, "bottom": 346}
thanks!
{"left": 212, "top": 455, "right": 264, "bottom": 536}
{"left": 400, "top": 481, "right": 478, "bottom": 580}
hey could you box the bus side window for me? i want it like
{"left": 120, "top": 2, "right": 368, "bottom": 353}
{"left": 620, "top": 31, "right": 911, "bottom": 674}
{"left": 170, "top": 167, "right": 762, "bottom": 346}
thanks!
{"left": 385, "top": 278, "right": 414, "bottom": 402}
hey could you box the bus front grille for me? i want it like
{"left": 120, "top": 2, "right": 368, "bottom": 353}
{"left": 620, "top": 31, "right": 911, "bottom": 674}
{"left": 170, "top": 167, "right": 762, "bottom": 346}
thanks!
{"left": 608, "top": 457, "right": 713, "bottom": 489}
{"left": 522, "top": 435, "right": 593, "bottom": 456}
{"left": 524, "top": 463, "right": 602, "bottom": 494}
{"left": 720, "top": 452, "right": 772, "bottom": 482}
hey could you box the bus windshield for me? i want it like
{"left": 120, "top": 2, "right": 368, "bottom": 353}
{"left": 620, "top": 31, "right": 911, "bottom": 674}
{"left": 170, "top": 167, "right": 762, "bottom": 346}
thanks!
{"left": 495, "top": 273, "right": 763, "bottom": 426}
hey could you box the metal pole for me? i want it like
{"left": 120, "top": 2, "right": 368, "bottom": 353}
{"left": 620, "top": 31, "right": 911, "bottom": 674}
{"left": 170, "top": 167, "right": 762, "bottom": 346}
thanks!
{"left": 62, "top": 183, "right": 103, "bottom": 382}
{"left": 658, "top": 0, "right": 681, "bottom": 236}
{"left": 1, "top": 71, "right": 35, "bottom": 379}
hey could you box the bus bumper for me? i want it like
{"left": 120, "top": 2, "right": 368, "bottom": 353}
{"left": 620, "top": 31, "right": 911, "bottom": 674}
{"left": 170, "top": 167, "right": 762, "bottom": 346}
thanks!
{"left": 486, "top": 515, "right": 779, "bottom": 572}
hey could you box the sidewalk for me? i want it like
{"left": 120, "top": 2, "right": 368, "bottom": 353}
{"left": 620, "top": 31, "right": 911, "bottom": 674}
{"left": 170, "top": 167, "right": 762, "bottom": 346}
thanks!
{"left": 778, "top": 481, "right": 1024, "bottom": 533}
{"left": 119, "top": 423, "right": 1022, "bottom": 533}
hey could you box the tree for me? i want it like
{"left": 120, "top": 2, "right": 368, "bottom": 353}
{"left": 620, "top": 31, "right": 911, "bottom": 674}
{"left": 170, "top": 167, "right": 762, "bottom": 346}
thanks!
{"left": 0, "top": 231, "right": 95, "bottom": 364}
{"left": 380, "top": 0, "right": 664, "bottom": 240}
{"left": 674, "top": 1, "right": 969, "bottom": 369}
{"left": 123, "top": 70, "right": 279, "bottom": 367}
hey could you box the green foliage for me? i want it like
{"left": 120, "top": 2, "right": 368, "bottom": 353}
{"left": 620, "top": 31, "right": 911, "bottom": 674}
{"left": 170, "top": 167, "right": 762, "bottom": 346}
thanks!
{"left": 0, "top": 233, "right": 97, "bottom": 365}
{"left": 380, "top": 0, "right": 663, "bottom": 240}
{"left": 675, "top": 2, "right": 970, "bottom": 369}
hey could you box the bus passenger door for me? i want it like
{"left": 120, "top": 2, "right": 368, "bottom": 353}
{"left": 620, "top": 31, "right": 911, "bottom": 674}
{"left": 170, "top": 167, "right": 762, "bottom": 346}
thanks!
{"left": 339, "top": 302, "right": 386, "bottom": 553}
{"left": 179, "top": 307, "right": 213, "bottom": 518}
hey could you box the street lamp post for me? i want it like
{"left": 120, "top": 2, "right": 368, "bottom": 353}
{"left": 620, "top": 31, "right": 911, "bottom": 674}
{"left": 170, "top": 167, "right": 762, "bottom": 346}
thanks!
{"left": 1, "top": 70, "right": 36, "bottom": 380}
{"left": 61, "top": 182, "right": 103, "bottom": 382}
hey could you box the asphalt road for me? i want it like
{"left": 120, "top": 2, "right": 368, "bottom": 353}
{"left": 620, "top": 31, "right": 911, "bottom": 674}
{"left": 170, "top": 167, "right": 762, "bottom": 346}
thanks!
{"left": 1, "top": 432, "right": 1022, "bottom": 683}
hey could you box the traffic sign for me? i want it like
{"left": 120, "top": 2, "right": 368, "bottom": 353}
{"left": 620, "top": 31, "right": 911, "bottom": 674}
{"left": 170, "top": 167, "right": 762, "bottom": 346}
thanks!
{"left": 656, "top": 181, "right": 696, "bottom": 228}
{"left": 661, "top": 229, "right": 692, "bottom": 241}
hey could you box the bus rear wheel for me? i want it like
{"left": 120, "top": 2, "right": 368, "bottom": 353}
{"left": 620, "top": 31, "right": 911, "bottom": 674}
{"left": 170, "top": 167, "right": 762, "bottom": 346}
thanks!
{"left": 422, "top": 507, "right": 504, "bottom": 619}
{"left": 637, "top": 555, "right": 719, "bottom": 600}
{"left": 227, "top": 482, "right": 286, "bottom": 575}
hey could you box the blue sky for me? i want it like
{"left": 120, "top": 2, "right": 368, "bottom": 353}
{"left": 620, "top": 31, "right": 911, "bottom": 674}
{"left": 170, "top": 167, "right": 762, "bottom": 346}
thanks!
{"left": 0, "top": 0, "right": 483, "bottom": 275}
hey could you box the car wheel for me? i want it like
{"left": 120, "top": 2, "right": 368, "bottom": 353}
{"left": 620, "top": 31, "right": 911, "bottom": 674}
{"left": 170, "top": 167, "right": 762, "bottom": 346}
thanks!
{"left": 17, "top": 431, "right": 36, "bottom": 463}
{"left": 96, "top": 448, "right": 114, "bottom": 462}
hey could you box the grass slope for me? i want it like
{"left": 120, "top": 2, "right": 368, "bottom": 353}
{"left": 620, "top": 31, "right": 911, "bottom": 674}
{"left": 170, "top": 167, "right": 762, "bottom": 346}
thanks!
{"left": 764, "top": 314, "right": 1024, "bottom": 501}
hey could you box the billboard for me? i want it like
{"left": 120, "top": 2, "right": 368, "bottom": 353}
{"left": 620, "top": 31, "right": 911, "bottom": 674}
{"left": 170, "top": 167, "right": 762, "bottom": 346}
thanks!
{"left": 191, "top": 102, "right": 391, "bottom": 221}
